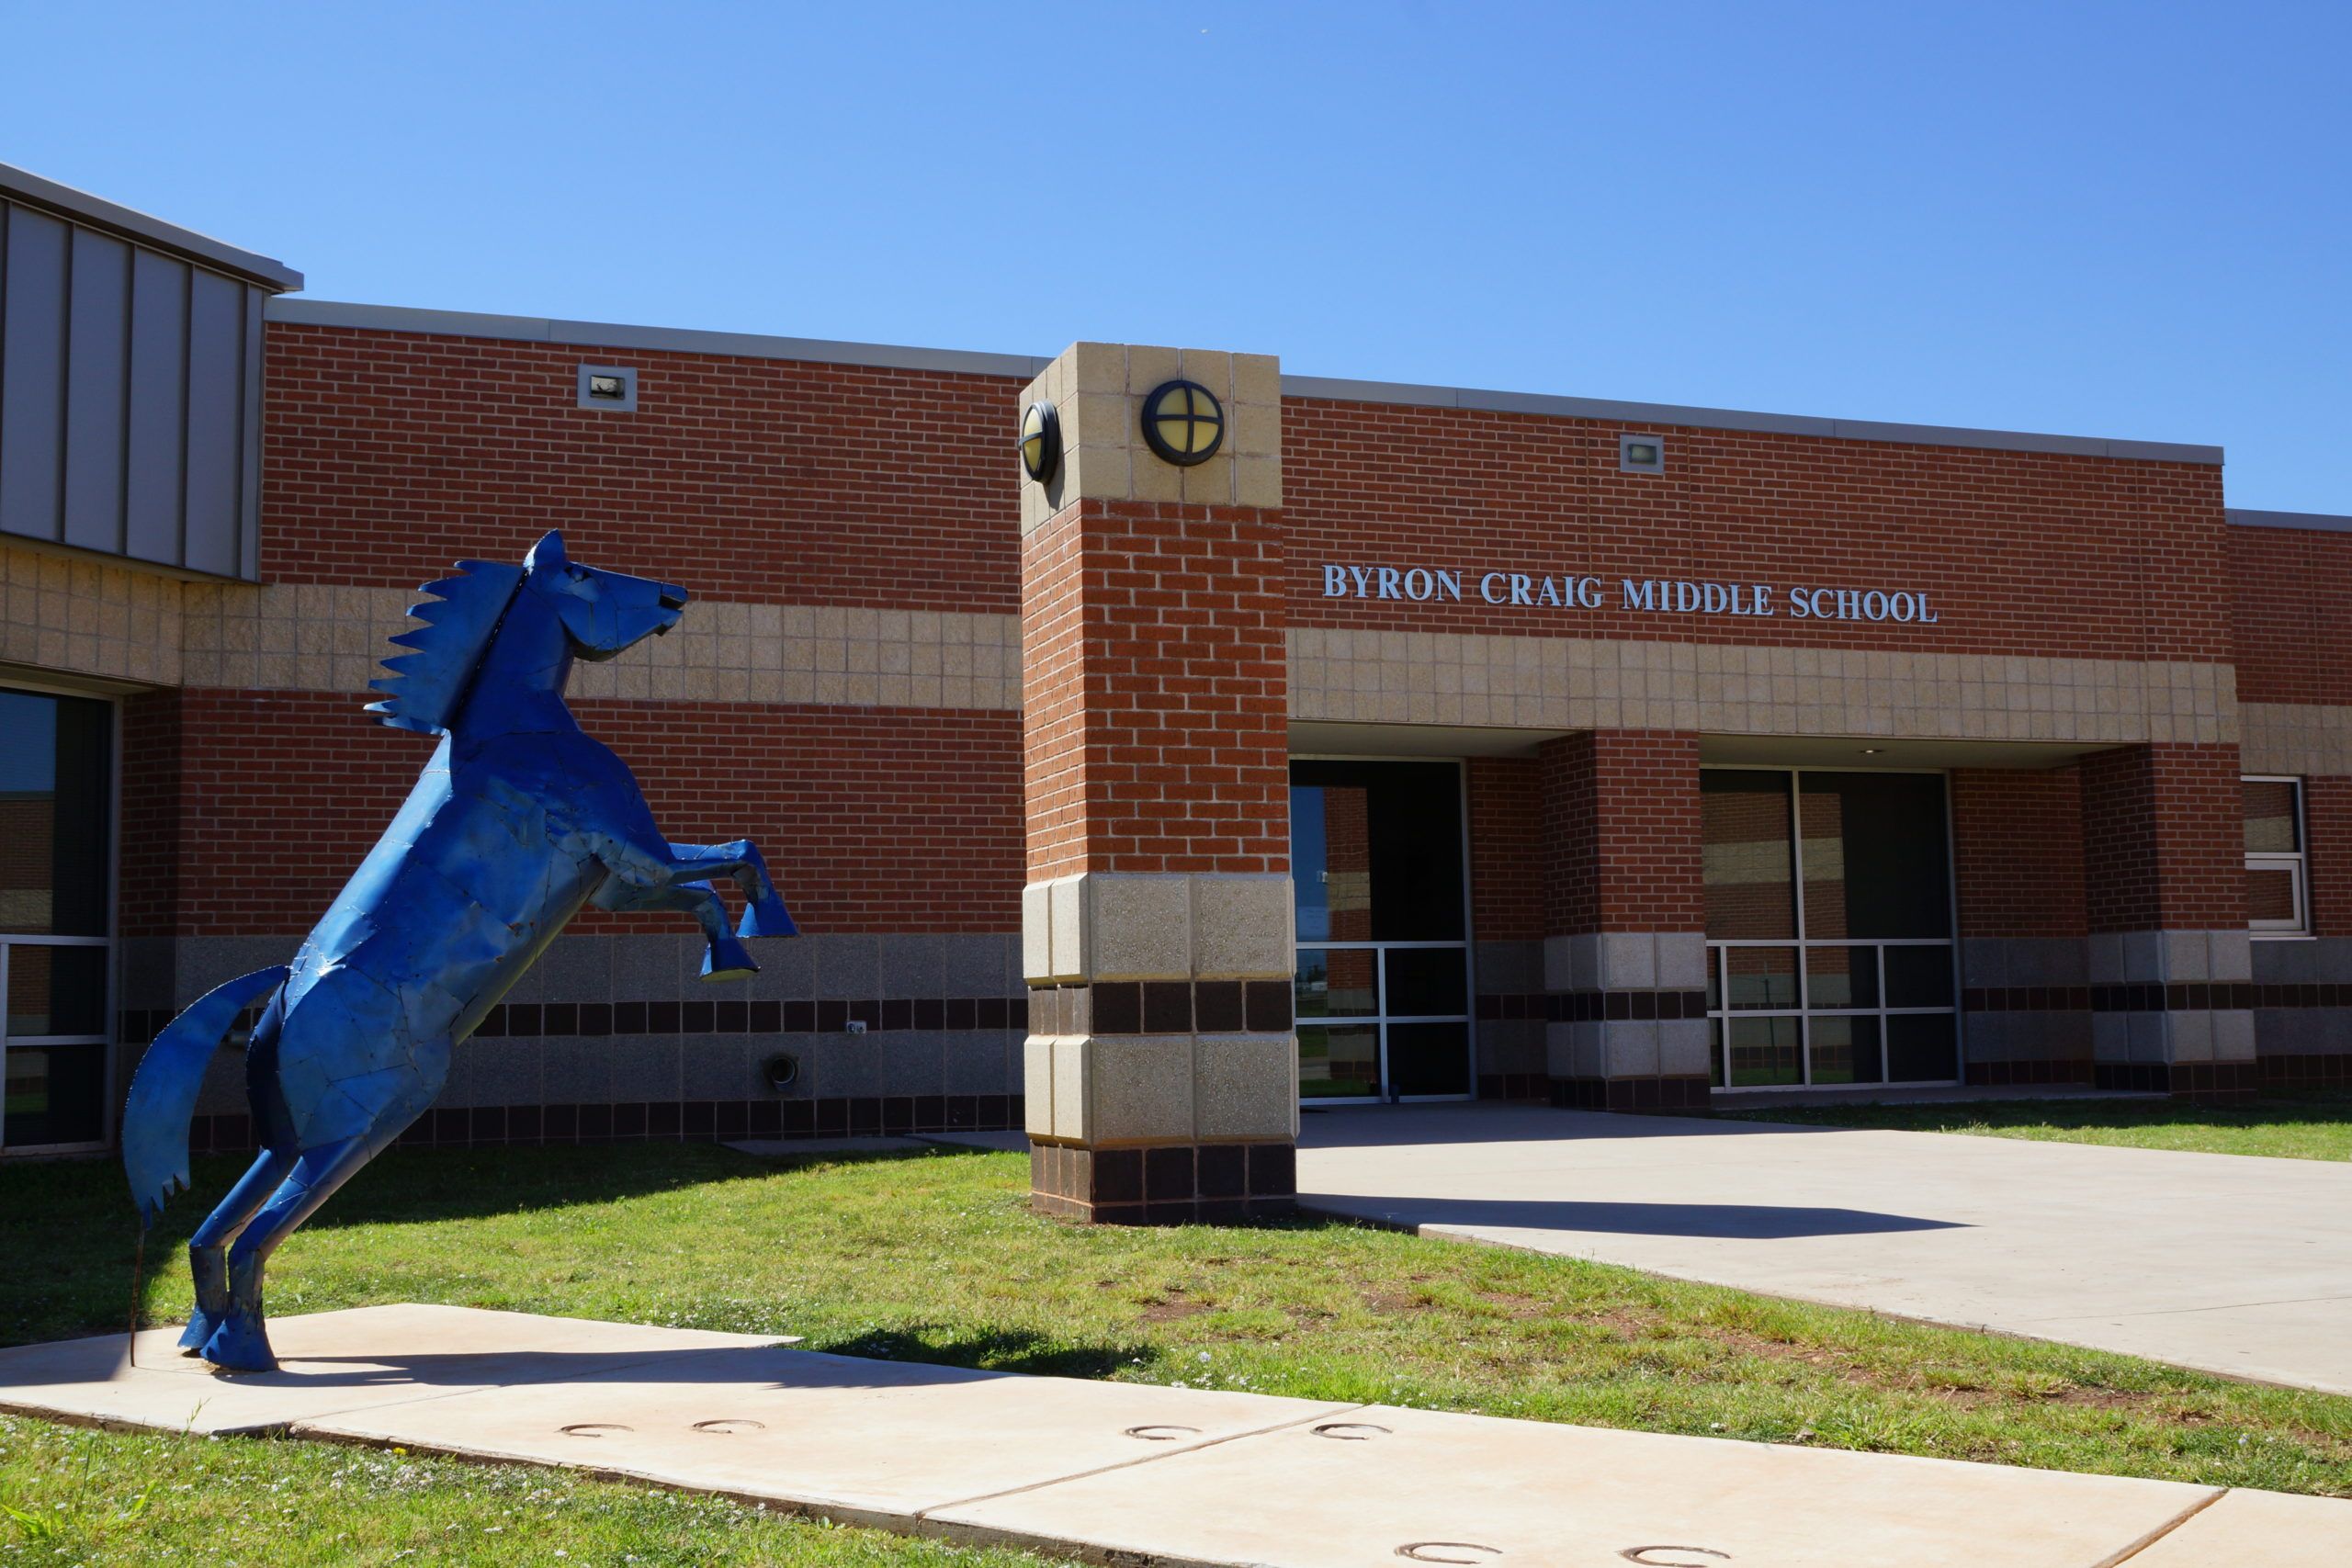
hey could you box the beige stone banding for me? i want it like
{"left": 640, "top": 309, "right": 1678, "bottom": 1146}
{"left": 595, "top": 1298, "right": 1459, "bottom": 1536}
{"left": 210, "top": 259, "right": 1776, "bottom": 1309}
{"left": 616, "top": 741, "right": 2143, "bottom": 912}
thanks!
{"left": 2240, "top": 701, "right": 2352, "bottom": 775}
{"left": 1018, "top": 342, "right": 1282, "bottom": 535}
{"left": 1021, "top": 872, "right": 1295, "bottom": 986}
{"left": 1025, "top": 1032, "right": 1297, "bottom": 1145}
{"left": 1290, "top": 627, "right": 2242, "bottom": 746}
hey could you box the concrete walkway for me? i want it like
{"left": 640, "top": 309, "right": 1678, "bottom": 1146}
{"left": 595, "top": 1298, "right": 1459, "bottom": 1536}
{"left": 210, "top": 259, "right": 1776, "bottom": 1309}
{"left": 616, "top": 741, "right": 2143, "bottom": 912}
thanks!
{"left": 2, "top": 1304, "right": 2344, "bottom": 1564}
{"left": 1296, "top": 1105, "right": 2352, "bottom": 1393}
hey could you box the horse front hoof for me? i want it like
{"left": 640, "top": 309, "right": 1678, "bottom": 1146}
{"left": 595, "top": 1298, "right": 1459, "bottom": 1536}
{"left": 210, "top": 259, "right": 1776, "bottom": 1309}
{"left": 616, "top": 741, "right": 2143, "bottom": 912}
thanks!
{"left": 198, "top": 1317, "right": 278, "bottom": 1374}
{"left": 175, "top": 1311, "right": 219, "bottom": 1355}
{"left": 738, "top": 895, "right": 797, "bottom": 940}
{"left": 700, "top": 935, "right": 759, "bottom": 982}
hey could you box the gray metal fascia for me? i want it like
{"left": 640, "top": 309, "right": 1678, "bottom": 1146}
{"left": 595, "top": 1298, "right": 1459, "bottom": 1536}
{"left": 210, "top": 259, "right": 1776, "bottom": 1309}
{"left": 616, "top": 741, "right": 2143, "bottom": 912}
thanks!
{"left": 2228, "top": 508, "right": 2352, "bottom": 534}
{"left": 0, "top": 162, "right": 303, "bottom": 292}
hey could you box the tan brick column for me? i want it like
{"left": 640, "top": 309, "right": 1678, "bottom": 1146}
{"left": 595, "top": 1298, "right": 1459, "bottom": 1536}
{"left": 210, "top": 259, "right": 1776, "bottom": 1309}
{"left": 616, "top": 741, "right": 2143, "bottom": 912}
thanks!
{"left": 1015, "top": 344, "right": 1296, "bottom": 1222}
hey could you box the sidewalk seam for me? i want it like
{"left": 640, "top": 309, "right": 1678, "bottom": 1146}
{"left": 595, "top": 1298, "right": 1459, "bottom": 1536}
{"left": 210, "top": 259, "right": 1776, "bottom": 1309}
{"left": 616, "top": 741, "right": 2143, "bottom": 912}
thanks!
{"left": 2096, "top": 1488, "right": 2229, "bottom": 1567}
{"left": 913, "top": 1403, "right": 1373, "bottom": 1518}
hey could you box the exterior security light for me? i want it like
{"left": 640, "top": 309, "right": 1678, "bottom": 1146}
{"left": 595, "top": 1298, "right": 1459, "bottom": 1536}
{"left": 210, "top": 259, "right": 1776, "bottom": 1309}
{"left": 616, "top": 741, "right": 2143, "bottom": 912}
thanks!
{"left": 1140, "top": 379, "right": 1225, "bottom": 466}
{"left": 1020, "top": 400, "right": 1062, "bottom": 482}
{"left": 1619, "top": 433, "right": 1664, "bottom": 473}
{"left": 577, "top": 364, "right": 638, "bottom": 412}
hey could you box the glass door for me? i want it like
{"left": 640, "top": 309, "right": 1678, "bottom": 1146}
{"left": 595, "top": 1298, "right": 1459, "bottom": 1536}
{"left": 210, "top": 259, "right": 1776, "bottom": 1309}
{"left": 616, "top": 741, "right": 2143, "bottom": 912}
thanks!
{"left": 1291, "top": 760, "right": 1472, "bottom": 1102}
{"left": 1702, "top": 768, "right": 1958, "bottom": 1089}
{"left": 1, "top": 687, "right": 114, "bottom": 1154}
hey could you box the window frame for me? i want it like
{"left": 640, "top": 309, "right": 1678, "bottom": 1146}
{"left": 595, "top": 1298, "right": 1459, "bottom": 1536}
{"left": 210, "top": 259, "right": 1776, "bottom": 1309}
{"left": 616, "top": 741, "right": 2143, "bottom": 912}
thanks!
{"left": 2244, "top": 773, "right": 2311, "bottom": 939}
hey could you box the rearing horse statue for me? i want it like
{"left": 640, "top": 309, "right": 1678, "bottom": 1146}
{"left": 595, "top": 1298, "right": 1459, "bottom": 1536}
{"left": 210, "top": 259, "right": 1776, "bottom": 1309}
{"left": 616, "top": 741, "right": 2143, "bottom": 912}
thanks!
{"left": 122, "top": 531, "right": 796, "bottom": 1371}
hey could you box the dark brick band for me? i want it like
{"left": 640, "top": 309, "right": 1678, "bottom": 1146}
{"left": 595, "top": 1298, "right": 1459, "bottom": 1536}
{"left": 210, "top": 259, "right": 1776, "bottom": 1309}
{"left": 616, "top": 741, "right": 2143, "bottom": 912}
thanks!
{"left": 1546, "top": 1075, "right": 1712, "bottom": 1112}
{"left": 2087, "top": 983, "right": 2269, "bottom": 1013}
{"left": 1030, "top": 1138, "right": 1295, "bottom": 1224}
{"left": 2095, "top": 1062, "right": 2255, "bottom": 1098}
{"left": 1026, "top": 980, "right": 1295, "bottom": 1036}
{"left": 122, "top": 995, "right": 1033, "bottom": 1046}
{"left": 1478, "top": 989, "right": 1712, "bottom": 1023}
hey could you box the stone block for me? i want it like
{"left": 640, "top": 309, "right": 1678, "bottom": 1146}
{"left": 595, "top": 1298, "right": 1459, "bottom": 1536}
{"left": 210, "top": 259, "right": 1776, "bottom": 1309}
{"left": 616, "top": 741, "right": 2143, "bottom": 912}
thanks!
{"left": 1658, "top": 1018, "right": 1711, "bottom": 1077}
{"left": 1543, "top": 1021, "right": 1575, "bottom": 1077}
{"left": 1597, "top": 932, "right": 1657, "bottom": 990}
{"left": 1051, "top": 1037, "right": 1089, "bottom": 1141}
{"left": 1083, "top": 1034, "right": 1194, "bottom": 1144}
{"left": 1023, "top": 1036, "right": 1055, "bottom": 1136}
{"left": 1191, "top": 874, "right": 1293, "bottom": 979}
{"left": 1540, "top": 934, "right": 1577, "bottom": 992}
{"left": 1194, "top": 1033, "right": 1298, "bottom": 1140}
{"left": 1655, "top": 932, "right": 1709, "bottom": 988}
{"left": 1087, "top": 874, "right": 1193, "bottom": 981}
{"left": 2166, "top": 1010, "right": 2213, "bottom": 1065}
{"left": 2211, "top": 1009, "right": 2256, "bottom": 1063}
{"left": 2126, "top": 1011, "right": 2168, "bottom": 1065}
{"left": 2120, "top": 931, "right": 2163, "bottom": 983}
{"left": 2087, "top": 933, "right": 2125, "bottom": 985}
{"left": 1603, "top": 1021, "right": 1659, "bottom": 1077}
{"left": 877, "top": 933, "right": 945, "bottom": 999}
{"left": 945, "top": 932, "right": 1012, "bottom": 998}
{"left": 1473, "top": 940, "right": 1537, "bottom": 992}
{"left": 2208, "top": 928, "right": 2253, "bottom": 983}
{"left": 2162, "top": 930, "right": 2211, "bottom": 983}
{"left": 1048, "top": 875, "right": 1088, "bottom": 983}
{"left": 1022, "top": 882, "right": 1055, "bottom": 983}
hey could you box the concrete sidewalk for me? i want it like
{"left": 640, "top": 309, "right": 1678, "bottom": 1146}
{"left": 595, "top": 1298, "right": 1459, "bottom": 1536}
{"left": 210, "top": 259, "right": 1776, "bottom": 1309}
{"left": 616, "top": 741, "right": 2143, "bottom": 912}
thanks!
{"left": 1295, "top": 1104, "right": 2352, "bottom": 1393}
{"left": 2, "top": 1304, "right": 2345, "bottom": 1564}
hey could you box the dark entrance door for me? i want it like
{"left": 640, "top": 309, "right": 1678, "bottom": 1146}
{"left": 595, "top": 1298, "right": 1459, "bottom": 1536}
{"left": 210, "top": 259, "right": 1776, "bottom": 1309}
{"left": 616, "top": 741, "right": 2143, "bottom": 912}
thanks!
{"left": 1289, "top": 760, "right": 1471, "bottom": 1103}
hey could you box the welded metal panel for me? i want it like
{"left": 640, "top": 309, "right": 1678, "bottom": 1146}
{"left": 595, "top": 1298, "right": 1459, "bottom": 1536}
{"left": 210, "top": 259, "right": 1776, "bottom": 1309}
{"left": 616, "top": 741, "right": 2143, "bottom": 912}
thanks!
{"left": 63, "top": 229, "right": 130, "bottom": 555}
{"left": 181, "top": 267, "right": 243, "bottom": 579}
{"left": 1, "top": 204, "right": 69, "bottom": 544}
{"left": 124, "top": 248, "right": 189, "bottom": 565}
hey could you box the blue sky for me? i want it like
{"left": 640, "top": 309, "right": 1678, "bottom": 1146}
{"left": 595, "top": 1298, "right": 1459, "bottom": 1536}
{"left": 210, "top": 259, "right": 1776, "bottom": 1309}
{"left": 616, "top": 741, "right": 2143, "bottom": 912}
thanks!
{"left": 5, "top": 2, "right": 2345, "bottom": 510}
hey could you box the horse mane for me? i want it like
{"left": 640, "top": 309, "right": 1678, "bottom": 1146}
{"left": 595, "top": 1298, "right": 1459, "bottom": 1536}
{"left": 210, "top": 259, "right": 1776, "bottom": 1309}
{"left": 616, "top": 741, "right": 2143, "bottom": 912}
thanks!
{"left": 365, "top": 559, "right": 527, "bottom": 735}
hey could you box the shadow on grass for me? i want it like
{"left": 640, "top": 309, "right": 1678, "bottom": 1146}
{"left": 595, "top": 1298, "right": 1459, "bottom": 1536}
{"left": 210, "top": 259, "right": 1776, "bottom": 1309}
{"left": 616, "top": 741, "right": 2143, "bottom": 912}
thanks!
{"left": 814, "top": 1323, "right": 1152, "bottom": 1381}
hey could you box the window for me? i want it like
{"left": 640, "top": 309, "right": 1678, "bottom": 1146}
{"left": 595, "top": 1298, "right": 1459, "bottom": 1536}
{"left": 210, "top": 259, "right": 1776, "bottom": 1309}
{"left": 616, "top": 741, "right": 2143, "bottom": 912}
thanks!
{"left": 2245, "top": 776, "right": 2308, "bottom": 936}
{"left": 1701, "top": 769, "right": 1958, "bottom": 1089}
{"left": 1, "top": 686, "right": 114, "bottom": 1153}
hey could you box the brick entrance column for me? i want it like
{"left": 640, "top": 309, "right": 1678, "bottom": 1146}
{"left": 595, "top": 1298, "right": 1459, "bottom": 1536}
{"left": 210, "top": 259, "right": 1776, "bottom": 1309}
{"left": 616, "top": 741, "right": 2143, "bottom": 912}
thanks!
{"left": 2080, "top": 742, "right": 2256, "bottom": 1098}
{"left": 1015, "top": 344, "right": 1297, "bottom": 1222}
{"left": 1539, "top": 730, "right": 1713, "bottom": 1111}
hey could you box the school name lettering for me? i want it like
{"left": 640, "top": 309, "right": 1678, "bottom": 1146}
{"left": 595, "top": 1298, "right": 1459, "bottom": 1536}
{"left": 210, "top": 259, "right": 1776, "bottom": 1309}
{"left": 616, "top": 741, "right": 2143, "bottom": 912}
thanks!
{"left": 1318, "top": 564, "right": 1941, "bottom": 625}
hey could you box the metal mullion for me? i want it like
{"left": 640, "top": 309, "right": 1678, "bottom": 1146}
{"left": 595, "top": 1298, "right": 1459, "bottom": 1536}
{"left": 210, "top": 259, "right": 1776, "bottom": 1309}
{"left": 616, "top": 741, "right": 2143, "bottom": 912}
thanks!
{"left": 0, "top": 939, "right": 8, "bottom": 1154}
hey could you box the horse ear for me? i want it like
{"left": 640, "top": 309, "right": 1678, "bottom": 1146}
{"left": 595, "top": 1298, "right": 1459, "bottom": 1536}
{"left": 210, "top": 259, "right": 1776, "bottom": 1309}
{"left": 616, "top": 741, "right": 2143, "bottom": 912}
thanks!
{"left": 526, "top": 530, "right": 568, "bottom": 570}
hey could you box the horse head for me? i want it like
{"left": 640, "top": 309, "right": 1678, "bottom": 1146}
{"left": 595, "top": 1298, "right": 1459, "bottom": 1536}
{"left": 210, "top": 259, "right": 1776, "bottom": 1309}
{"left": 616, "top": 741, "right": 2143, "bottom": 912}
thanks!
{"left": 524, "top": 530, "right": 687, "bottom": 662}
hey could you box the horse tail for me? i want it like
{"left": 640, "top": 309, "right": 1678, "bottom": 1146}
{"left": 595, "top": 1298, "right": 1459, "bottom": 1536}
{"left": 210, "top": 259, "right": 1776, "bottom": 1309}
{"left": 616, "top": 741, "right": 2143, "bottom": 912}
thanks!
{"left": 121, "top": 965, "right": 288, "bottom": 1228}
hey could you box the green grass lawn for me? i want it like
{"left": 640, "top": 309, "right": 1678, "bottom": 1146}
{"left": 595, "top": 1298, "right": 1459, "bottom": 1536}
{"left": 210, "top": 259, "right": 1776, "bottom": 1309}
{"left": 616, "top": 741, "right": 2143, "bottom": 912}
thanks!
{"left": 1723, "top": 1088, "right": 2352, "bottom": 1161}
{"left": 1, "top": 1142, "right": 2347, "bottom": 1562}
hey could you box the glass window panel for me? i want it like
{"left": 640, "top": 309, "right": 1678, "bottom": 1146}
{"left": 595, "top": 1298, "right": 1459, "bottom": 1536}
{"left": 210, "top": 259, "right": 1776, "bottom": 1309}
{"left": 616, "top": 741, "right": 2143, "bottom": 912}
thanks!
{"left": 6, "top": 944, "right": 108, "bottom": 1037}
{"left": 1797, "top": 773, "right": 1951, "bottom": 939}
{"left": 1802, "top": 945, "right": 1879, "bottom": 1010}
{"left": 1388, "top": 1022, "right": 1471, "bottom": 1097}
{"left": 1726, "top": 1016, "right": 1802, "bottom": 1087}
{"left": 1295, "top": 947, "right": 1376, "bottom": 1019}
{"left": 1885, "top": 1012, "right": 1957, "bottom": 1083}
{"left": 5, "top": 1043, "right": 107, "bottom": 1146}
{"left": 1884, "top": 945, "right": 1956, "bottom": 1010}
{"left": 0, "top": 689, "right": 111, "bottom": 938}
{"left": 1709, "top": 1017, "right": 1724, "bottom": 1086}
{"left": 1289, "top": 762, "right": 1464, "bottom": 941}
{"left": 1807, "top": 1016, "right": 1883, "bottom": 1085}
{"left": 1705, "top": 948, "right": 1722, "bottom": 1013}
{"left": 2244, "top": 780, "right": 2301, "bottom": 853}
{"left": 1297, "top": 1024, "right": 1381, "bottom": 1100}
{"left": 1384, "top": 948, "right": 1467, "bottom": 1017}
{"left": 1724, "top": 947, "right": 1799, "bottom": 1010}
{"left": 2248, "top": 863, "right": 2299, "bottom": 925}
{"left": 1702, "top": 773, "right": 1795, "bottom": 939}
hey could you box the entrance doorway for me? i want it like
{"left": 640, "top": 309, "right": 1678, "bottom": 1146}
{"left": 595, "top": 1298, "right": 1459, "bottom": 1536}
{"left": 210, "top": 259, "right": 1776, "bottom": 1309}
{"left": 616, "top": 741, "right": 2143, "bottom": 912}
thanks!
{"left": 1290, "top": 760, "right": 1472, "bottom": 1103}
{"left": 1701, "top": 768, "right": 1959, "bottom": 1089}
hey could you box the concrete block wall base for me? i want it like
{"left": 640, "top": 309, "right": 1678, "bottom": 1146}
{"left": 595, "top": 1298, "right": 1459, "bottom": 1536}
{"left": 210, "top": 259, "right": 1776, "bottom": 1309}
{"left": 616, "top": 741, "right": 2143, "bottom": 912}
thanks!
{"left": 1546, "top": 1075, "right": 1713, "bottom": 1114}
{"left": 1030, "top": 1138, "right": 1296, "bottom": 1224}
{"left": 1966, "top": 1058, "right": 2097, "bottom": 1088}
{"left": 2094, "top": 1061, "right": 2259, "bottom": 1100}
{"left": 2, "top": 1305, "right": 2345, "bottom": 1563}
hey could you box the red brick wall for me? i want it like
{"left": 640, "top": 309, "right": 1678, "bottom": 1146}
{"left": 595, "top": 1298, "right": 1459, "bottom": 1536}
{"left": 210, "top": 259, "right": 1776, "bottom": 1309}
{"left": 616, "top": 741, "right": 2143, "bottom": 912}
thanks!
{"left": 262, "top": 322, "right": 1023, "bottom": 610}
{"left": 2079, "top": 743, "right": 2245, "bottom": 932}
{"left": 1020, "top": 499, "right": 1288, "bottom": 879}
{"left": 1951, "top": 766, "right": 2086, "bottom": 939}
{"left": 118, "top": 691, "right": 185, "bottom": 940}
{"left": 2227, "top": 526, "right": 2352, "bottom": 706}
{"left": 1284, "top": 398, "right": 2231, "bottom": 662}
{"left": 1465, "top": 757, "right": 1544, "bottom": 942}
{"left": 156, "top": 689, "right": 1021, "bottom": 935}
{"left": 2308, "top": 776, "right": 2352, "bottom": 937}
{"left": 1540, "top": 730, "right": 1704, "bottom": 934}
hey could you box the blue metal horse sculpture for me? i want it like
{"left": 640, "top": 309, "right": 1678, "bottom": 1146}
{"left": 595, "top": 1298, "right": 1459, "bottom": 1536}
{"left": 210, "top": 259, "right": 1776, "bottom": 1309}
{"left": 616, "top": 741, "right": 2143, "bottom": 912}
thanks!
{"left": 122, "top": 531, "right": 795, "bottom": 1371}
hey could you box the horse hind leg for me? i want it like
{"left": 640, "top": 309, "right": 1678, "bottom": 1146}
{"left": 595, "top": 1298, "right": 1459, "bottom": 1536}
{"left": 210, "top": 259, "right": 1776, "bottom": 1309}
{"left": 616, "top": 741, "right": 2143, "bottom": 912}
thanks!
{"left": 178, "top": 1148, "right": 296, "bottom": 1352}
{"left": 199, "top": 1134, "right": 372, "bottom": 1373}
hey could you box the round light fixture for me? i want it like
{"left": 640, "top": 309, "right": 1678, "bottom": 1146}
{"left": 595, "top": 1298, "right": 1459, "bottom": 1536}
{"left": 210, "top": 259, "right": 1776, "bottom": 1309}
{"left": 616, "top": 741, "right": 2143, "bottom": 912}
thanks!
{"left": 1859, "top": 748, "right": 1885, "bottom": 755}
{"left": 1019, "top": 400, "right": 1062, "bottom": 482}
{"left": 1138, "top": 379, "right": 1225, "bottom": 467}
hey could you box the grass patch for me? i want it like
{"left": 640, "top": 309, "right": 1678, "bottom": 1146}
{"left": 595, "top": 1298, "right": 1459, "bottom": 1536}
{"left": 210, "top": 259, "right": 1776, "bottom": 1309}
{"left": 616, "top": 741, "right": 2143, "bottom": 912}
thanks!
{"left": 1722, "top": 1089, "right": 2352, "bottom": 1161}
{"left": 1, "top": 1140, "right": 2346, "bottom": 1528}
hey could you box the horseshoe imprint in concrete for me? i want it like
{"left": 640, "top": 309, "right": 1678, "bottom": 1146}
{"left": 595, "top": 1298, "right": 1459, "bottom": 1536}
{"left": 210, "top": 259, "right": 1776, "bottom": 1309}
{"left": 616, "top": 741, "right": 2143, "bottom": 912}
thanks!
{"left": 1122, "top": 1424, "right": 1202, "bottom": 1441}
{"left": 558, "top": 1423, "right": 633, "bottom": 1438}
{"left": 1313, "top": 1421, "right": 1392, "bottom": 1440}
{"left": 1621, "top": 1549, "right": 1731, "bottom": 1565}
{"left": 692, "top": 1418, "right": 767, "bottom": 1434}
{"left": 1396, "top": 1542, "right": 1501, "bottom": 1563}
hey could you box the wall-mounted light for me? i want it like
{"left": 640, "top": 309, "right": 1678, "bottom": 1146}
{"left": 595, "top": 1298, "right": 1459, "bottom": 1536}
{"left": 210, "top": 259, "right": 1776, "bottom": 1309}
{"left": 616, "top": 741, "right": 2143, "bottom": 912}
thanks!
{"left": 1020, "top": 400, "right": 1062, "bottom": 482}
{"left": 577, "top": 364, "right": 639, "bottom": 412}
{"left": 1139, "top": 379, "right": 1225, "bottom": 467}
{"left": 1619, "top": 432, "right": 1664, "bottom": 473}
